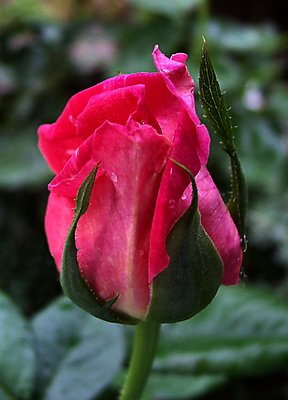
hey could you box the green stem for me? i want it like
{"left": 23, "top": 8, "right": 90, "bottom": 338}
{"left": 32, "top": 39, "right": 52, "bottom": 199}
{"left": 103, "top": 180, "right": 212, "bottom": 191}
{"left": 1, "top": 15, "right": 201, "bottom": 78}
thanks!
{"left": 119, "top": 319, "right": 160, "bottom": 400}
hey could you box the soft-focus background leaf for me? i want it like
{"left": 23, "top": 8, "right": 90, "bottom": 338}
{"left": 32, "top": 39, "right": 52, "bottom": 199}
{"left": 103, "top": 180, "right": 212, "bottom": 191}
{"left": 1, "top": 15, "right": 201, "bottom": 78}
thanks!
{"left": 127, "top": 0, "right": 203, "bottom": 17}
{"left": 0, "top": 291, "right": 35, "bottom": 400}
{"left": 32, "top": 296, "right": 126, "bottom": 400}
{"left": 156, "top": 286, "right": 288, "bottom": 376}
{"left": 115, "top": 285, "right": 288, "bottom": 400}
{"left": 0, "top": 131, "right": 51, "bottom": 189}
{"left": 142, "top": 374, "right": 227, "bottom": 400}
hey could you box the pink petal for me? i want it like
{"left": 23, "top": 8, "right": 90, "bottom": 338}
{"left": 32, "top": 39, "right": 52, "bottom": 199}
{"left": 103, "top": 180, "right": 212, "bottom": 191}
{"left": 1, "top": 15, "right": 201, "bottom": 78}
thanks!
{"left": 150, "top": 47, "right": 242, "bottom": 284}
{"left": 38, "top": 124, "right": 83, "bottom": 174}
{"left": 76, "top": 84, "right": 146, "bottom": 139}
{"left": 45, "top": 192, "right": 75, "bottom": 271}
{"left": 48, "top": 129, "right": 96, "bottom": 197}
{"left": 153, "top": 46, "right": 196, "bottom": 122}
{"left": 38, "top": 71, "right": 181, "bottom": 173}
{"left": 47, "top": 84, "right": 155, "bottom": 197}
{"left": 75, "top": 121, "right": 170, "bottom": 319}
{"left": 84, "top": 72, "right": 182, "bottom": 141}
{"left": 148, "top": 47, "right": 212, "bottom": 282}
{"left": 48, "top": 81, "right": 168, "bottom": 198}
{"left": 149, "top": 112, "right": 206, "bottom": 281}
{"left": 153, "top": 45, "right": 210, "bottom": 165}
{"left": 38, "top": 82, "right": 109, "bottom": 174}
{"left": 196, "top": 167, "right": 242, "bottom": 284}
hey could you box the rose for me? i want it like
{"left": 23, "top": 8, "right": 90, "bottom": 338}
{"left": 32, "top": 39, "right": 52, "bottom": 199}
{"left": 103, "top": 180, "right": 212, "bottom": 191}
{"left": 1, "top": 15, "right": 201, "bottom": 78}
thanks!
{"left": 38, "top": 46, "right": 242, "bottom": 321}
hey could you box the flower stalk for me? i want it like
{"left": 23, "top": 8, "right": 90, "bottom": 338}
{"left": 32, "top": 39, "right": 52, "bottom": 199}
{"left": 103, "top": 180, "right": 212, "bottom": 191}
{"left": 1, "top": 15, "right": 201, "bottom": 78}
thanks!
{"left": 119, "top": 319, "right": 160, "bottom": 400}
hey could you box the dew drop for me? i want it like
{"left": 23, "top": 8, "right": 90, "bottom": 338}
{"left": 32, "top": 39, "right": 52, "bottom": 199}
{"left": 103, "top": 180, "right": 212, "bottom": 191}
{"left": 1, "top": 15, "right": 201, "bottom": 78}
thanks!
{"left": 169, "top": 199, "right": 175, "bottom": 208}
{"left": 181, "top": 193, "right": 187, "bottom": 201}
{"left": 66, "top": 149, "right": 74, "bottom": 156}
{"left": 111, "top": 172, "right": 118, "bottom": 183}
{"left": 68, "top": 114, "right": 78, "bottom": 127}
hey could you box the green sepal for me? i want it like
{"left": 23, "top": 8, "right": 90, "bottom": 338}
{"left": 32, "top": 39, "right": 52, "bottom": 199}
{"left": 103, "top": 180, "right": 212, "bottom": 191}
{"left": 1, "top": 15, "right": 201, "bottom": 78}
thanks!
{"left": 60, "top": 165, "right": 139, "bottom": 325}
{"left": 199, "top": 38, "right": 248, "bottom": 251}
{"left": 148, "top": 160, "right": 224, "bottom": 323}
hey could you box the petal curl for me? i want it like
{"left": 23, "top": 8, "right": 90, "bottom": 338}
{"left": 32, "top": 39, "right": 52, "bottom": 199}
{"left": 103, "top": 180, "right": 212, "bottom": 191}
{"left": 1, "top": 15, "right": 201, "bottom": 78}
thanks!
{"left": 48, "top": 131, "right": 96, "bottom": 198}
{"left": 196, "top": 167, "right": 242, "bottom": 284}
{"left": 39, "top": 46, "right": 192, "bottom": 174}
{"left": 76, "top": 84, "right": 146, "bottom": 139}
{"left": 153, "top": 46, "right": 196, "bottom": 121}
{"left": 38, "top": 70, "right": 181, "bottom": 173}
{"left": 153, "top": 45, "right": 210, "bottom": 165}
{"left": 149, "top": 46, "right": 213, "bottom": 282}
{"left": 149, "top": 112, "right": 205, "bottom": 281}
{"left": 38, "top": 124, "right": 83, "bottom": 175}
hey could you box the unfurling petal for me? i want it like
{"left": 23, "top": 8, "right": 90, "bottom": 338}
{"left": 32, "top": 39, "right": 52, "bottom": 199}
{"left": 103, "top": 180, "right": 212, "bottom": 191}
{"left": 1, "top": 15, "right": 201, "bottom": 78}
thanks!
{"left": 196, "top": 167, "right": 242, "bottom": 284}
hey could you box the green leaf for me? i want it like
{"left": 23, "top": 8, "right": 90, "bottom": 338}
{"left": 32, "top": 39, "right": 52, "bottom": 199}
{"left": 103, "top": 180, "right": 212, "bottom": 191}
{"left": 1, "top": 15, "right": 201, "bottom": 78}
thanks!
{"left": 32, "top": 296, "right": 126, "bottom": 400}
{"left": 60, "top": 166, "right": 138, "bottom": 325}
{"left": 0, "top": 130, "right": 51, "bottom": 189}
{"left": 154, "top": 285, "right": 288, "bottom": 377}
{"left": 0, "top": 388, "right": 12, "bottom": 400}
{"left": 207, "top": 21, "right": 282, "bottom": 54}
{"left": 0, "top": 0, "right": 45, "bottom": 25}
{"left": 127, "top": 0, "right": 202, "bottom": 17}
{"left": 148, "top": 161, "right": 223, "bottom": 323}
{"left": 0, "top": 291, "right": 36, "bottom": 399}
{"left": 107, "top": 20, "right": 181, "bottom": 76}
{"left": 142, "top": 373, "right": 226, "bottom": 400}
{"left": 199, "top": 39, "right": 248, "bottom": 249}
{"left": 250, "top": 190, "right": 288, "bottom": 266}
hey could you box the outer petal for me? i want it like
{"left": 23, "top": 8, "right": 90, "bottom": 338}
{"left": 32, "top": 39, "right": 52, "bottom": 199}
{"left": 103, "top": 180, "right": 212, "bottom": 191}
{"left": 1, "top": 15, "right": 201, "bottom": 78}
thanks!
{"left": 75, "top": 121, "right": 170, "bottom": 319}
{"left": 48, "top": 132, "right": 96, "bottom": 198}
{"left": 196, "top": 167, "right": 242, "bottom": 284}
{"left": 149, "top": 112, "right": 205, "bottom": 281}
{"left": 148, "top": 46, "right": 213, "bottom": 282}
{"left": 153, "top": 45, "right": 210, "bottom": 165}
{"left": 45, "top": 192, "right": 74, "bottom": 271}
{"left": 153, "top": 46, "right": 196, "bottom": 119}
{"left": 38, "top": 82, "right": 106, "bottom": 174}
{"left": 38, "top": 125, "right": 83, "bottom": 175}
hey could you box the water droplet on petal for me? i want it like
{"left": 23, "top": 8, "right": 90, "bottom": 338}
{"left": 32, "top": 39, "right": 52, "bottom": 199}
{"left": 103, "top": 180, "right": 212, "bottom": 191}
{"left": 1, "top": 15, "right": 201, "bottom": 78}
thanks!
{"left": 69, "top": 114, "right": 78, "bottom": 127}
{"left": 181, "top": 193, "right": 187, "bottom": 201}
{"left": 111, "top": 172, "right": 118, "bottom": 183}
{"left": 169, "top": 199, "right": 175, "bottom": 208}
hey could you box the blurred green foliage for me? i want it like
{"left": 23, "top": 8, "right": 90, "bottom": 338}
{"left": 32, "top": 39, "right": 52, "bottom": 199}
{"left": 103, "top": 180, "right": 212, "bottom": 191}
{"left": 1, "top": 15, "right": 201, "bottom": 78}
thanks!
{"left": 0, "top": 0, "right": 287, "bottom": 399}
{"left": 2, "top": 285, "right": 288, "bottom": 400}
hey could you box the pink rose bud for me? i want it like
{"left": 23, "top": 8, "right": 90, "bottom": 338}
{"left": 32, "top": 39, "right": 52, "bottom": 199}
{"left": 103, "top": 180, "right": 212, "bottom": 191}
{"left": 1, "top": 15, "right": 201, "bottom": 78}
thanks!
{"left": 38, "top": 46, "right": 242, "bottom": 323}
